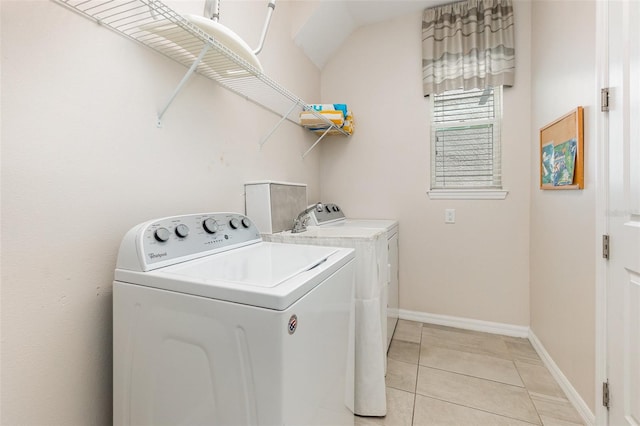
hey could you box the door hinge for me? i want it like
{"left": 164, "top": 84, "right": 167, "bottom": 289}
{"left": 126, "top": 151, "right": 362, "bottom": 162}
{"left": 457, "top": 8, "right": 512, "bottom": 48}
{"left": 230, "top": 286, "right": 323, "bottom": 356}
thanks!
{"left": 601, "top": 88, "right": 610, "bottom": 112}
{"left": 602, "top": 234, "right": 610, "bottom": 259}
{"left": 603, "top": 380, "right": 610, "bottom": 409}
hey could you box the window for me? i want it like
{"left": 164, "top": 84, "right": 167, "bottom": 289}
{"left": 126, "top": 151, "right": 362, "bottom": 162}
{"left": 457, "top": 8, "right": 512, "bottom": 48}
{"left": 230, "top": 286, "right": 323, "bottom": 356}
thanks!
{"left": 430, "top": 86, "right": 503, "bottom": 191}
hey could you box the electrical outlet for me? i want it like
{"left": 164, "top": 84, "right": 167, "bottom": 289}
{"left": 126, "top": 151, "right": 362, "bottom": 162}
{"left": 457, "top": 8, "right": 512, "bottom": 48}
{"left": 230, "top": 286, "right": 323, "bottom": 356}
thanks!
{"left": 445, "top": 209, "right": 456, "bottom": 224}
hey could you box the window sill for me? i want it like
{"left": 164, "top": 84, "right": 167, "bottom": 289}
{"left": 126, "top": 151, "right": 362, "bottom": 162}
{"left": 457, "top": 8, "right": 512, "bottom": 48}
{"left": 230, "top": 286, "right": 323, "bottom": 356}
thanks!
{"left": 427, "top": 189, "right": 509, "bottom": 200}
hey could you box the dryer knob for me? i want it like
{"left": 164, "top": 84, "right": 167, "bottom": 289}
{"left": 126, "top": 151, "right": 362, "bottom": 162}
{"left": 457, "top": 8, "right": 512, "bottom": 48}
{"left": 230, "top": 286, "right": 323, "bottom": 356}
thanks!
{"left": 325, "top": 205, "right": 331, "bottom": 213}
{"left": 229, "top": 218, "right": 240, "bottom": 229}
{"left": 332, "top": 206, "right": 338, "bottom": 212}
{"left": 175, "top": 224, "right": 189, "bottom": 238}
{"left": 154, "top": 227, "right": 170, "bottom": 242}
{"left": 241, "top": 218, "right": 251, "bottom": 228}
{"left": 203, "top": 218, "right": 219, "bottom": 234}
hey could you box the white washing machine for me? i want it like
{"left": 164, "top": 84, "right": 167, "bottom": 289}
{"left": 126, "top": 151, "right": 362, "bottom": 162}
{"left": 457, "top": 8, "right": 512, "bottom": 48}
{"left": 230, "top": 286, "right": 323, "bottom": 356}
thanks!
{"left": 306, "top": 204, "right": 399, "bottom": 351}
{"left": 113, "top": 212, "right": 355, "bottom": 426}
{"left": 265, "top": 224, "right": 389, "bottom": 417}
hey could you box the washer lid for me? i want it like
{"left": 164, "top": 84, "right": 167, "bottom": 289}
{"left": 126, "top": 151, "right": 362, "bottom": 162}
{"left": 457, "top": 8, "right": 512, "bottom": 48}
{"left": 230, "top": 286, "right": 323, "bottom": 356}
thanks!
{"left": 164, "top": 242, "right": 338, "bottom": 287}
{"left": 114, "top": 242, "right": 354, "bottom": 310}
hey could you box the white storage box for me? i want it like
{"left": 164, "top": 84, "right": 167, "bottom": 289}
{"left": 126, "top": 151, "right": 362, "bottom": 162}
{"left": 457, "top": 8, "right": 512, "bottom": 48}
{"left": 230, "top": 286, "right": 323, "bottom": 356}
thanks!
{"left": 245, "top": 181, "right": 307, "bottom": 234}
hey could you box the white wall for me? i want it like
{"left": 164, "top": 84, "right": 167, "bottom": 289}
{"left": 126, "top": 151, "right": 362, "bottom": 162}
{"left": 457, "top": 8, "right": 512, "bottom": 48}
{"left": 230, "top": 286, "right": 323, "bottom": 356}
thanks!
{"left": 530, "top": 0, "right": 597, "bottom": 412}
{"left": 319, "top": 2, "right": 532, "bottom": 326}
{"left": 0, "top": 1, "right": 322, "bottom": 423}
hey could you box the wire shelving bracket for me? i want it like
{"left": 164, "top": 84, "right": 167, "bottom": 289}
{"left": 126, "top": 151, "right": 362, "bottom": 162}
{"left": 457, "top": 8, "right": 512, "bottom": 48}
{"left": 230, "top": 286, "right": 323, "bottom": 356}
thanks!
{"left": 157, "top": 45, "right": 210, "bottom": 127}
{"left": 53, "top": 0, "right": 350, "bottom": 150}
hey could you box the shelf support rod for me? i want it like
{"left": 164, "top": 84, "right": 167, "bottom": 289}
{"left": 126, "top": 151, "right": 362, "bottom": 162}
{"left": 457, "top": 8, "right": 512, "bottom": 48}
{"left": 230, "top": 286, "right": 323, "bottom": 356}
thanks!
{"left": 259, "top": 101, "right": 299, "bottom": 148}
{"left": 157, "top": 45, "right": 210, "bottom": 127}
{"left": 301, "top": 126, "right": 333, "bottom": 159}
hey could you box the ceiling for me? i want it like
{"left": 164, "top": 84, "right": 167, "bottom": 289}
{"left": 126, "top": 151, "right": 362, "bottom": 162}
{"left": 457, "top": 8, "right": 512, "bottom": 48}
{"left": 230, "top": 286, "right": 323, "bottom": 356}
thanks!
{"left": 293, "top": 0, "right": 451, "bottom": 69}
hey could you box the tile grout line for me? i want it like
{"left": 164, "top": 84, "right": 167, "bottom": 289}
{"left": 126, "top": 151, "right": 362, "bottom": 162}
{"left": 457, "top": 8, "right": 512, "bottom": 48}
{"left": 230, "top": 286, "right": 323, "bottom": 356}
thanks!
{"left": 415, "top": 344, "right": 528, "bottom": 387}
{"left": 418, "top": 334, "right": 516, "bottom": 362}
{"left": 410, "top": 324, "right": 422, "bottom": 426}
{"left": 416, "top": 394, "right": 542, "bottom": 426}
{"left": 415, "top": 364, "right": 527, "bottom": 390}
{"left": 504, "top": 335, "right": 545, "bottom": 426}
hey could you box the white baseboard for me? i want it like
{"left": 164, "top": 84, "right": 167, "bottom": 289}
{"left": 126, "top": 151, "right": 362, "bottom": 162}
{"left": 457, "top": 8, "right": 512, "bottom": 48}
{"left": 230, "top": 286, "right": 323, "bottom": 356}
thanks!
{"left": 398, "top": 309, "right": 529, "bottom": 338}
{"left": 528, "top": 330, "right": 596, "bottom": 426}
{"left": 398, "top": 309, "right": 595, "bottom": 426}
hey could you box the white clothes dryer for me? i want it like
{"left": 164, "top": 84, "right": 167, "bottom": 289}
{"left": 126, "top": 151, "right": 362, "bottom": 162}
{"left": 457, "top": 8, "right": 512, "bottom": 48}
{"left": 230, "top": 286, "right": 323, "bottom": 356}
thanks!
{"left": 306, "top": 204, "right": 399, "bottom": 351}
{"left": 113, "top": 212, "right": 355, "bottom": 426}
{"left": 264, "top": 225, "right": 389, "bottom": 417}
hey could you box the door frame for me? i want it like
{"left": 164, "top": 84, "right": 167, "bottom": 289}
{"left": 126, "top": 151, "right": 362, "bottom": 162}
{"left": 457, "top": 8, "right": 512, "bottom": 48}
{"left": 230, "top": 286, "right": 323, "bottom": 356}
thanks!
{"left": 595, "top": 1, "right": 609, "bottom": 425}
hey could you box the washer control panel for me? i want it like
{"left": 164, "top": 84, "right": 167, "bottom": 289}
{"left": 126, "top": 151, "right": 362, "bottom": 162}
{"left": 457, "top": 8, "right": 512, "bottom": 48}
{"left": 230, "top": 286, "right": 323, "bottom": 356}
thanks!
{"left": 309, "top": 203, "right": 345, "bottom": 225}
{"left": 117, "top": 213, "right": 261, "bottom": 271}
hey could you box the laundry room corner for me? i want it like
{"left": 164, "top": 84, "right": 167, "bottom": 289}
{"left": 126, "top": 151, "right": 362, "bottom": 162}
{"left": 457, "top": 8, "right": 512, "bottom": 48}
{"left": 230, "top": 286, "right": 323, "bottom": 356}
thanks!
{"left": 529, "top": 0, "right": 598, "bottom": 415}
{"left": 318, "top": 2, "right": 533, "bottom": 328}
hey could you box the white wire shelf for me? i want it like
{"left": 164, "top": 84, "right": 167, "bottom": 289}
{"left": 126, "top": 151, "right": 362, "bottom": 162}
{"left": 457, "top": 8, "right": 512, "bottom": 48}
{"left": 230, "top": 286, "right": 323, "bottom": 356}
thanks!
{"left": 54, "top": 0, "right": 350, "bottom": 155}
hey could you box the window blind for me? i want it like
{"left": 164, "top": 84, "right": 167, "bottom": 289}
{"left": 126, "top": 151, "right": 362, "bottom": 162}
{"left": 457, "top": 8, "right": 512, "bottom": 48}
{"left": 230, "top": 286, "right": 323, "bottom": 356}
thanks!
{"left": 431, "top": 87, "right": 502, "bottom": 189}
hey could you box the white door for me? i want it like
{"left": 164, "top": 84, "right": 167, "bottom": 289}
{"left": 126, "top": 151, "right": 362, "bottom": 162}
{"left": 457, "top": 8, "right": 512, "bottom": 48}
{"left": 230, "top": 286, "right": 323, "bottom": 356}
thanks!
{"left": 606, "top": 0, "right": 640, "bottom": 424}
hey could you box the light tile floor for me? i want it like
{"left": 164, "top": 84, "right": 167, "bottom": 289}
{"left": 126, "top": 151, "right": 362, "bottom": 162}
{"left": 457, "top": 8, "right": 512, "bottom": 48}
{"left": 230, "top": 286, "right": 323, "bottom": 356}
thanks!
{"left": 356, "top": 320, "right": 585, "bottom": 426}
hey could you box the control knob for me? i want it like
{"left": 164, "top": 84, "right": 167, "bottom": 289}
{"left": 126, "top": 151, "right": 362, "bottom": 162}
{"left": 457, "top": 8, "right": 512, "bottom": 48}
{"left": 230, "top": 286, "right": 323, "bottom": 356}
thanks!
{"left": 175, "top": 224, "right": 189, "bottom": 238}
{"left": 154, "top": 227, "right": 170, "bottom": 242}
{"left": 203, "top": 218, "right": 219, "bottom": 234}
{"left": 241, "top": 218, "right": 251, "bottom": 228}
{"left": 229, "top": 218, "right": 241, "bottom": 229}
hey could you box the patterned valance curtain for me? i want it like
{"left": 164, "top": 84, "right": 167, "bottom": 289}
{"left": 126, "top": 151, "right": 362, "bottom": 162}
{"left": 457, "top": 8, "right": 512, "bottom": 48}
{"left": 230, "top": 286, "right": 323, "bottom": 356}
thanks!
{"left": 422, "top": 0, "right": 515, "bottom": 96}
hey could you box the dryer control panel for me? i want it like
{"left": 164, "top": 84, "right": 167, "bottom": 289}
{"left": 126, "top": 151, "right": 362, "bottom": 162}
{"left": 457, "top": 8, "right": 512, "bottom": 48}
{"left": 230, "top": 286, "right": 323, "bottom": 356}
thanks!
{"left": 116, "top": 213, "right": 261, "bottom": 271}
{"left": 309, "top": 203, "right": 346, "bottom": 226}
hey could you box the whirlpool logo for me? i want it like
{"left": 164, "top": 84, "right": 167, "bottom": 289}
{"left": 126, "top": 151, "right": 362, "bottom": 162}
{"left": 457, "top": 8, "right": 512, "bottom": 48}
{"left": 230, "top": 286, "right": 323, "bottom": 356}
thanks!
{"left": 288, "top": 315, "right": 298, "bottom": 335}
{"left": 148, "top": 252, "right": 168, "bottom": 260}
